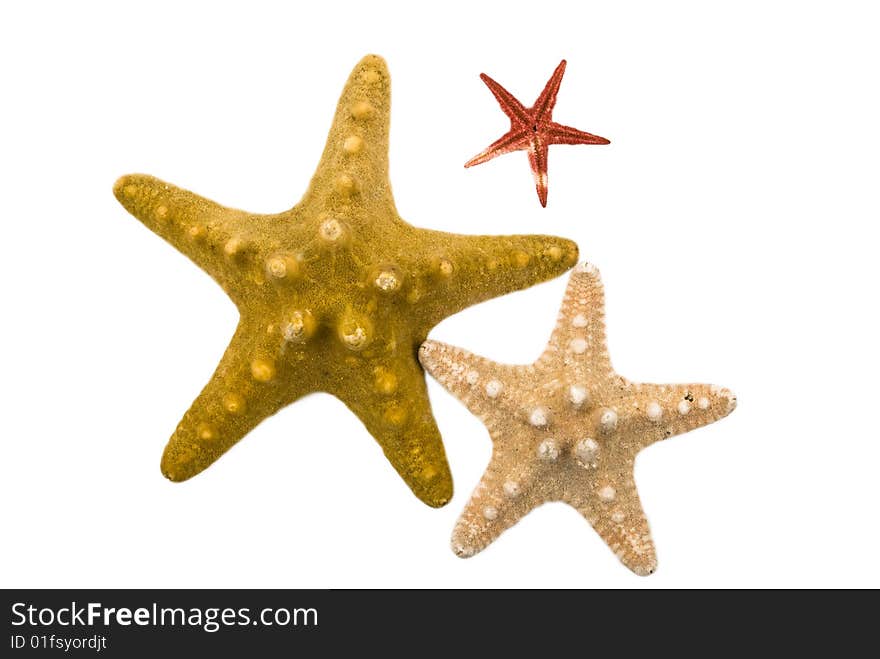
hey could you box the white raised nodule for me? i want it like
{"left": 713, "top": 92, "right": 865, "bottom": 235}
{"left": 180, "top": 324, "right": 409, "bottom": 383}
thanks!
{"left": 537, "top": 439, "right": 560, "bottom": 461}
{"left": 466, "top": 370, "right": 479, "bottom": 385}
{"left": 485, "top": 380, "right": 503, "bottom": 399}
{"left": 483, "top": 506, "right": 498, "bottom": 521}
{"left": 319, "top": 218, "right": 345, "bottom": 243}
{"left": 600, "top": 409, "right": 618, "bottom": 432}
{"left": 575, "top": 438, "right": 599, "bottom": 465}
{"left": 282, "top": 311, "right": 313, "bottom": 344}
{"left": 503, "top": 481, "right": 520, "bottom": 497}
{"left": 646, "top": 401, "right": 663, "bottom": 421}
{"left": 374, "top": 270, "right": 401, "bottom": 292}
{"left": 598, "top": 486, "right": 616, "bottom": 503}
{"left": 572, "top": 313, "right": 588, "bottom": 328}
{"left": 341, "top": 327, "right": 368, "bottom": 350}
{"left": 529, "top": 407, "right": 550, "bottom": 428}
{"left": 568, "top": 338, "right": 587, "bottom": 354}
{"left": 678, "top": 400, "right": 691, "bottom": 415}
{"left": 569, "top": 385, "right": 588, "bottom": 407}
{"left": 698, "top": 396, "right": 710, "bottom": 410}
{"left": 337, "top": 309, "right": 373, "bottom": 351}
{"left": 266, "top": 256, "right": 288, "bottom": 279}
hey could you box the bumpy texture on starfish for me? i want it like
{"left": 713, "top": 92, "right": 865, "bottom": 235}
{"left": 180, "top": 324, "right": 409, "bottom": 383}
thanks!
{"left": 419, "top": 263, "right": 736, "bottom": 572}
{"left": 113, "top": 55, "right": 578, "bottom": 508}
{"left": 465, "top": 60, "right": 609, "bottom": 207}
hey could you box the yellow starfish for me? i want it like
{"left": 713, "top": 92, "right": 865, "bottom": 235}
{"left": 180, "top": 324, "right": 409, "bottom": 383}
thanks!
{"left": 113, "top": 55, "right": 578, "bottom": 507}
{"left": 419, "top": 263, "right": 736, "bottom": 570}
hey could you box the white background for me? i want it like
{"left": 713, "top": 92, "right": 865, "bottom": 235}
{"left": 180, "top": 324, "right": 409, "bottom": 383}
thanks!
{"left": 1, "top": 1, "right": 878, "bottom": 588}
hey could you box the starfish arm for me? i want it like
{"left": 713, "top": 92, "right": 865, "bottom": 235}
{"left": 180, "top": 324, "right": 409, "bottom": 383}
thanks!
{"left": 565, "top": 467, "right": 658, "bottom": 576}
{"left": 333, "top": 358, "right": 453, "bottom": 508}
{"left": 532, "top": 60, "right": 567, "bottom": 123}
{"left": 547, "top": 122, "right": 610, "bottom": 146}
{"left": 627, "top": 382, "right": 737, "bottom": 449}
{"left": 478, "top": 73, "right": 531, "bottom": 126}
{"left": 413, "top": 232, "right": 578, "bottom": 328}
{"left": 527, "top": 137, "right": 550, "bottom": 207}
{"left": 537, "top": 262, "right": 613, "bottom": 374}
{"left": 449, "top": 446, "right": 543, "bottom": 557}
{"left": 113, "top": 174, "right": 271, "bottom": 303}
{"left": 418, "top": 341, "right": 519, "bottom": 420}
{"left": 160, "top": 320, "right": 309, "bottom": 482}
{"left": 464, "top": 128, "right": 532, "bottom": 168}
{"left": 300, "top": 55, "right": 394, "bottom": 211}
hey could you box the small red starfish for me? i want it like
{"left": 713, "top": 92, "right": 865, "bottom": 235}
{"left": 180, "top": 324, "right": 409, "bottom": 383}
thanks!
{"left": 465, "top": 60, "right": 609, "bottom": 207}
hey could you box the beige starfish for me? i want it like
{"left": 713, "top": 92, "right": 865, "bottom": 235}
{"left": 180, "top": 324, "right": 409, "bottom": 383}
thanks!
{"left": 419, "top": 263, "right": 736, "bottom": 574}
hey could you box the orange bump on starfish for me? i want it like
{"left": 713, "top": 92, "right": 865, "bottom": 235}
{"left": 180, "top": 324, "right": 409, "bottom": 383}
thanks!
{"left": 419, "top": 263, "right": 736, "bottom": 574}
{"left": 465, "top": 60, "right": 610, "bottom": 207}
